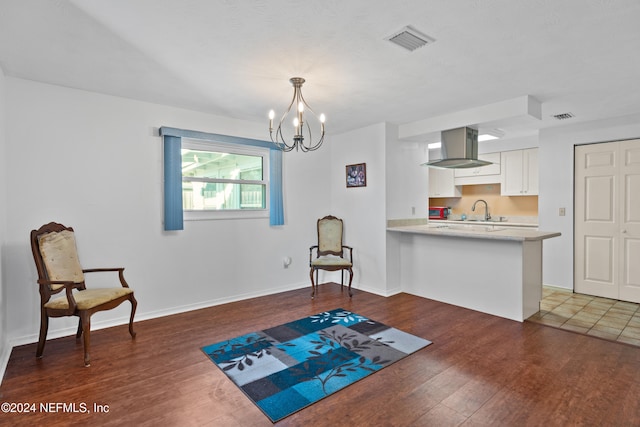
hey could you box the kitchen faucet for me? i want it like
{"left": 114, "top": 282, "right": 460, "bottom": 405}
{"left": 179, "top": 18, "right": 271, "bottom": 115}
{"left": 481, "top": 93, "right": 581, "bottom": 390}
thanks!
{"left": 472, "top": 199, "right": 491, "bottom": 221}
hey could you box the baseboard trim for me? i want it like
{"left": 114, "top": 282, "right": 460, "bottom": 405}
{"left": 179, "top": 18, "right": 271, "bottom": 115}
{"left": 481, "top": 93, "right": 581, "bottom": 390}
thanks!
{"left": 6, "top": 281, "right": 310, "bottom": 349}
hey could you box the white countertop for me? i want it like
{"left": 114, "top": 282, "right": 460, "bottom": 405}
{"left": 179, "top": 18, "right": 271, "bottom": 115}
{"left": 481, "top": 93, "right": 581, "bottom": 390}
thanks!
{"left": 387, "top": 223, "right": 560, "bottom": 242}
{"left": 436, "top": 219, "right": 538, "bottom": 228}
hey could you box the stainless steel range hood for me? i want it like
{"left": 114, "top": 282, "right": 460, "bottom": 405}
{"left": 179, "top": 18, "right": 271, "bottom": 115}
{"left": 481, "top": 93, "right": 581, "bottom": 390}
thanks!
{"left": 422, "top": 127, "right": 492, "bottom": 169}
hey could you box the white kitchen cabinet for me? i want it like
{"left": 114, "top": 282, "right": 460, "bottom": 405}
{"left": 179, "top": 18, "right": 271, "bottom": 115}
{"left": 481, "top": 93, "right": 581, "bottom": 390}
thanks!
{"left": 453, "top": 152, "right": 501, "bottom": 185}
{"left": 501, "top": 148, "right": 539, "bottom": 196}
{"left": 429, "top": 167, "right": 461, "bottom": 197}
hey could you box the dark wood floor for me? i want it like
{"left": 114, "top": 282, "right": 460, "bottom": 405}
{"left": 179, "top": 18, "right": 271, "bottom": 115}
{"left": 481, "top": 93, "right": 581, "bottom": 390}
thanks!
{"left": 2, "top": 283, "right": 640, "bottom": 426}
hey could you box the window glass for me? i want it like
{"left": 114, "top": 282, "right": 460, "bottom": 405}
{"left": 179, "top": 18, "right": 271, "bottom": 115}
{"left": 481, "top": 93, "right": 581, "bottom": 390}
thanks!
{"left": 181, "top": 141, "right": 268, "bottom": 217}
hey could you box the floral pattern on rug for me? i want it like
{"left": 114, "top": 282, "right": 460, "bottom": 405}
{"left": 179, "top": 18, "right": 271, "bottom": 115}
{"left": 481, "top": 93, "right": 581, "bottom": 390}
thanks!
{"left": 202, "top": 308, "right": 432, "bottom": 422}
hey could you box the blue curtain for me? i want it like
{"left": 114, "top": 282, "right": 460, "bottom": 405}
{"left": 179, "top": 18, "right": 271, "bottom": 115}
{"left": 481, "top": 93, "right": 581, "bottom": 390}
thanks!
{"left": 163, "top": 135, "right": 183, "bottom": 231}
{"left": 160, "top": 127, "right": 284, "bottom": 230}
{"left": 269, "top": 149, "right": 284, "bottom": 226}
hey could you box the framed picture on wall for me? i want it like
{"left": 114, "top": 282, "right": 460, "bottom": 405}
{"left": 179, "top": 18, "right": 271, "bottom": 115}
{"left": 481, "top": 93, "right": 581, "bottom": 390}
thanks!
{"left": 346, "top": 163, "right": 366, "bottom": 188}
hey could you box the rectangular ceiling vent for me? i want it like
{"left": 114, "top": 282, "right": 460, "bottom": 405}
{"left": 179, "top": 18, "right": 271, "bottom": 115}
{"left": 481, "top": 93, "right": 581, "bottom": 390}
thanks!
{"left": 553, "top": 112, "right": 575, "bottom": 120}
{"left": 386, "top": 26, "right": 435, "bottom": 52}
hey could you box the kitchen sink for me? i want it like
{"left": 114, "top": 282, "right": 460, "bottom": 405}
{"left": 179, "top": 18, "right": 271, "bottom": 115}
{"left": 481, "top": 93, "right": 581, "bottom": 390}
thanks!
{"left": 464, "top": 218, "right": 508, "bottom": 223}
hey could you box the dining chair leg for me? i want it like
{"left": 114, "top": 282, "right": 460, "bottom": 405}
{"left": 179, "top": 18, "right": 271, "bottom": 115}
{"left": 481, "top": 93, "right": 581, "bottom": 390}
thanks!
{"left": 36, "top": 311, "right": 48, "bottom": 358}
{"left": 80, "top": 313, "right": 91, "bottom": 367}
{"left": 310, "top": 268, "right": 316, "bottom": 299}
{"left": 76, "top": 318, "right": 83, "bottom": 339}
{"left": 128, "top": 295, "right": 137, "bottom": 338}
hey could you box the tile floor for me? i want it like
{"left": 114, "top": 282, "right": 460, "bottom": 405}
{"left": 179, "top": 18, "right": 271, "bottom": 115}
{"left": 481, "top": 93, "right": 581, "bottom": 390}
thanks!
{"left": 527, "top": 286, "right": 640, "bottom": 347}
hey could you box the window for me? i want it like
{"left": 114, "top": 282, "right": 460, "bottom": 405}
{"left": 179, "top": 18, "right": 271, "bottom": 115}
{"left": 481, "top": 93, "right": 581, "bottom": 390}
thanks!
{"left": 181, "top": 139, "right": 269, "bottom": 220}
{"left": 160, "top": 126, "right": 284, "bottom": 230}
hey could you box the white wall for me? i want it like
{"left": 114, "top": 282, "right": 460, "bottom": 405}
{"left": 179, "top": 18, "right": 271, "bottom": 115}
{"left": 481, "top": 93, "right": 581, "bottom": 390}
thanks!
{"left": 385, "top": 124, "right": 430, "bottom": 220}
{"left": 0, "top": 66, "right": 9, "bottom": 378}
{"left": 328, "top": 122, "right": 391, "bottom": 295}
{"left": 479, "top": 134, "right": 539, "bottom": 154}
{"left": 539, "top": 113, "right": 640, "bottom": 289}
{"left": 3, "top": 77, "right": 331, "bottom": 346}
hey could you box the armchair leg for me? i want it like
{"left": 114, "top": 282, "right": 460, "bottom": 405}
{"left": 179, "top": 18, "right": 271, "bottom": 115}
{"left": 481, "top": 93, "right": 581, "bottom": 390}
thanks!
{"left": 36, "top": 310, "right": 48, "bottom": 359}
{"left": 310, "top": 268, "right": 316, "bottom": 299}
{"left": 76, "top": 318, "right": 83, "bottom": 339}
{"left": 347, "top": 267, "right": 354, "bottom": 298}
{"left": 80, "top": 312, "right": 91, "bottom": 367}
{"left": 128, "top": 294, "right": 137, "bottom": 338}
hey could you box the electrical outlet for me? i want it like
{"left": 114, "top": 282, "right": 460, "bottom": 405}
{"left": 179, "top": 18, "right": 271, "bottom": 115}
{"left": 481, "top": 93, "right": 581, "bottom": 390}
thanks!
{"left": 411, "top": 206, "right": 416, "bottom": 215}
{"left": 283, "top": 256, "right": 292, "bottom": 268}
{"left": 559, "top": 208, "right": 566, "bottom": 216}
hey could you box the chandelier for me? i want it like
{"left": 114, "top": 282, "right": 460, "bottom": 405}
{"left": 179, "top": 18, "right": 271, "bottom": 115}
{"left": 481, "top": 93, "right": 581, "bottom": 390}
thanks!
{"left": 268, "top": 77, "right": 326, "bottom": 152}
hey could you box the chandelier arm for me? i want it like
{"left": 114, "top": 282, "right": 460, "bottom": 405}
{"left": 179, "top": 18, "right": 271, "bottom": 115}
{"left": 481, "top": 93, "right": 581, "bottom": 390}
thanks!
{"left": 273, "top": 93, "right": 297, "bottom": 150}
{"left": 303, "top": 121, "right": 313, "bottom": 152}
{"left": 303, "top": 121, "right": 324, "bottom": 151}
{"left": 300, "top": 92, "right": 324, "bottom": 151}
{"left": 275, "top": 126, "right": 295, "bottom": 152}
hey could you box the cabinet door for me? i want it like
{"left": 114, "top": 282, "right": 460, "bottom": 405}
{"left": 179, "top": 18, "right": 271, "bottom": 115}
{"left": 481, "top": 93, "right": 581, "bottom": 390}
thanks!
{"left": 501, "top": 150, "right": 525, "bottom": 195}
{"left": 523, "top": 148, "right": 538, "bottom": 195}
{"left": 501, "top": 149, "right": 538, "bottom": 196}
{"left": 454, "top": 153, "right": 501, "bottom": 177}
{"left": 429, "top": 168, "right": 460, "bottom": 197}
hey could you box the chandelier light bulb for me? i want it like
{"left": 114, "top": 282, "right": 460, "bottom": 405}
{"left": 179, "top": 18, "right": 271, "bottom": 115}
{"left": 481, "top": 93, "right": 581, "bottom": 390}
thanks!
{"left": 268, "top": 109, "right": 275, "bottom": 131}
{"left": 320, "top": 113, "right": 326, "bottom": 123}
{"left": 298, "top": 102, "right": 304, "bottom": 113}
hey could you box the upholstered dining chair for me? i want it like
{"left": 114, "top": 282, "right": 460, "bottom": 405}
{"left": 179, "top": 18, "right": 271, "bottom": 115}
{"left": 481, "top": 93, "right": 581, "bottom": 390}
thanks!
{"left": 309, "top": 215, "right": 354, "bottom": 298}
{"left": 30, "top": 222, "right": 137, "bottom": 367}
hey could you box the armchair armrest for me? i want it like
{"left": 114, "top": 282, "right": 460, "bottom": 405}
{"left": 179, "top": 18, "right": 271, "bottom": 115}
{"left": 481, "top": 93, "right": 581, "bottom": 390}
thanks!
{"left": 37, "top": 279, "right": 78, "bottom": 315}
{"left": 37, "top": 278, "right": 83, "bottom": 293}
{"left": 342, "top": 245, "right": 353, "bottom": 262}
{"left": 309, "top": 245, "right": 319, "bottom": 266}
{"left": 83, "top": 268, "right": 123, "bottom": 273}
{"left": 82, "top": 267, "right": 131, "bottom": 288}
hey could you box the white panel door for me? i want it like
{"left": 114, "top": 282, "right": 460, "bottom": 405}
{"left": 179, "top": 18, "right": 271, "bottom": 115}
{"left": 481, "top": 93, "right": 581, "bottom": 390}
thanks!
{"left": 575, "top": 139, "right": 640, "bottom": 302}
{"left": 575, "top": 143, "right": 619, "bottom": 298}
{"left": 619, "top": 139, "right": 640, "bottom": 302}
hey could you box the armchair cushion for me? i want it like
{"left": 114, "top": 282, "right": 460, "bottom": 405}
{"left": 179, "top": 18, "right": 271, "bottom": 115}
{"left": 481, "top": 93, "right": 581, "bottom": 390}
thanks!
{"left": 311, "top": 255, "right": 352, "bottom": 267}
{"left": 44, "top": 287, "right": 134, "bottom": 311}
{"left": 38, "top": 230, "right": 85, "bottom": 284}
{"left": 318, "top": 219, "right": 342, "bottom": 253}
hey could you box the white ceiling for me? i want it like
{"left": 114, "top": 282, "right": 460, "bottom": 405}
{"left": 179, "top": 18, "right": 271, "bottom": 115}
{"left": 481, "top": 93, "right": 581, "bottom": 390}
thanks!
{"left": 1, "top": 0, "right": 639, "bottom": 142}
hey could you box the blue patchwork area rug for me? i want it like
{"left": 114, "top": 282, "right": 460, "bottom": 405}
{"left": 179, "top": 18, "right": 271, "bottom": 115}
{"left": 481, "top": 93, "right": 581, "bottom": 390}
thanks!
{"left": 201, "top": 308, "right": 432, "bottom": 422}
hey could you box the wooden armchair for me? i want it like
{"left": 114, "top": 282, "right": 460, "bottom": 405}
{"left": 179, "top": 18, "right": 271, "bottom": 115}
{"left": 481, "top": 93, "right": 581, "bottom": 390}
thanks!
{"left": 309, "top": 215, "right": 354, "bottom": 298}
{"left": 30, "top": 222, "right": 137, "bottom": 366}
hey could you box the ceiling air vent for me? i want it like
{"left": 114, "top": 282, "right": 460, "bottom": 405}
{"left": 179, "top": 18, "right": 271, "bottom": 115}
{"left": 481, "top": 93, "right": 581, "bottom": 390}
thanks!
{"left": 553, "top": 112, "right": 575, "bottom": 120}
{"left": 386, "top": 26, "right": 435, "bottom": 51}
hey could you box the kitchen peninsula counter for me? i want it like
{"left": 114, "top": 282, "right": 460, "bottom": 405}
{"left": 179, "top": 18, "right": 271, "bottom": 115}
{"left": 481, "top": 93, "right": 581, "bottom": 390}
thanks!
{"left": 386, "top": 221, "right": 561, "bottom": 322}
{"left": 387, "top": 223, "right": 560, "bottom": 242}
